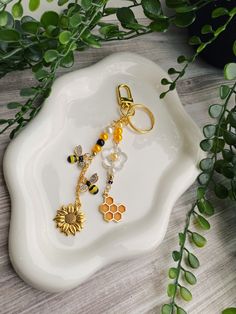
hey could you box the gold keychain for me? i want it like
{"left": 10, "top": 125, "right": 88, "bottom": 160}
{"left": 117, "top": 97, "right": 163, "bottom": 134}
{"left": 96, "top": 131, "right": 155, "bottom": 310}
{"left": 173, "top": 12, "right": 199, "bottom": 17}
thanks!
{"left": 54, "top": 84, "right": 155, "bottom": 236}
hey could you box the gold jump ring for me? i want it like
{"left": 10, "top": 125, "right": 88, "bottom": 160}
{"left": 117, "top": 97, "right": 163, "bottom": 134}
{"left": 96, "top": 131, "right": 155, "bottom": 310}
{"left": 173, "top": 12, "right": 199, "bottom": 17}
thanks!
{"left": 127, "top": 104, "right": 155, "bottom": 134}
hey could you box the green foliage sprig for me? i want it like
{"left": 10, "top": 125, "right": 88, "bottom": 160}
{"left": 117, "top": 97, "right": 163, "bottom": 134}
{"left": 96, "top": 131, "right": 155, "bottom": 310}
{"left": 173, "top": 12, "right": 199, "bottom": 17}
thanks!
{"left": 0, "top": 0, "right": 219, "bottom": 138}
{"left": 161, "top": 59, "right": 236, "bottom": 314}
{"left": 160, "top": 7, "right": 236, "bottom": 98}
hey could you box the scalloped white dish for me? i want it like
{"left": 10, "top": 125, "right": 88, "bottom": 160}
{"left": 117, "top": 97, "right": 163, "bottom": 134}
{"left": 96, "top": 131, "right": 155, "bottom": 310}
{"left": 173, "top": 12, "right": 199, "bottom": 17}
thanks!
{"left": 3, "top": 52, "right": 203, "bottom": 292}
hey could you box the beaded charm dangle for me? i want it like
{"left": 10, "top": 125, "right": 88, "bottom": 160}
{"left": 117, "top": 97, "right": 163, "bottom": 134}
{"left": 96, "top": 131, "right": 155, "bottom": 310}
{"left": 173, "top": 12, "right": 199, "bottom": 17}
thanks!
{"left": 54, "top": 84, "right": 155, "bottom": 235}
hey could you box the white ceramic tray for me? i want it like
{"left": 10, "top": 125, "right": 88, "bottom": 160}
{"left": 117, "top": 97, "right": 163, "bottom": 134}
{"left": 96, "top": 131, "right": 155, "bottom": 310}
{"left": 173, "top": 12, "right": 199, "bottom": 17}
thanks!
{"left": 3, "top": 52, "right": 203, "bottom": 292}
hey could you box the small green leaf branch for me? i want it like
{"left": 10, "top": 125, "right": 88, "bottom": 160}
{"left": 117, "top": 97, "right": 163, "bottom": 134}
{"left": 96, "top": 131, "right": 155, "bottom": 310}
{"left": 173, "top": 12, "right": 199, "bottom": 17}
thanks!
{"left": 162, "top": 59, "right": 236, "bottom": 313}
{"left": 160, "top": 7, "right": 236, "bottom": 98}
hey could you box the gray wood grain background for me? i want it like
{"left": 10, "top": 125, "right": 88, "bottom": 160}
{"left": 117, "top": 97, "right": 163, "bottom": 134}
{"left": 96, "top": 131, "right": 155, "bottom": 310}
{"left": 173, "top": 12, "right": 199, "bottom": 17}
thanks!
{"left": 0, "top": 26, "right": 235, "bottom": 314}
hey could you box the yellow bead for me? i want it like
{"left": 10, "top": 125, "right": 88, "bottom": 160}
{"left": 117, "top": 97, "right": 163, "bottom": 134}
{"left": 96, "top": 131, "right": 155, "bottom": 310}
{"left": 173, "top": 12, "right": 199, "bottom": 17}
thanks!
{"left": 92, "top": 144, "right": 101, "bottom": 153}
{"left": 100, "top": 133, "right": 108, "bottom": 141}
{"left": 114, "top": 127, "right": 123, "bottom": 135}
{"left": 114, "top": 134, "right": 122, "bottom": 143}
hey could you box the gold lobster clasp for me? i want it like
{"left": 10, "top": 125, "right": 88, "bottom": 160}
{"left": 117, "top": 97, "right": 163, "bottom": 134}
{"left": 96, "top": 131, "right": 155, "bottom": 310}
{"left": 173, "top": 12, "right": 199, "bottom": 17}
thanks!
{"left": 116, "top": 84, "right": 155, "bottom": 134}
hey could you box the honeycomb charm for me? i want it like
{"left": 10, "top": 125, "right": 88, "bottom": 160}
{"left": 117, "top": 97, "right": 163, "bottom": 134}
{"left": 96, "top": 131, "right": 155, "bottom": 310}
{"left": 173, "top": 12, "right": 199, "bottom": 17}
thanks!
{"left": 99, "top": 195, "right": 126, "bottom": 222}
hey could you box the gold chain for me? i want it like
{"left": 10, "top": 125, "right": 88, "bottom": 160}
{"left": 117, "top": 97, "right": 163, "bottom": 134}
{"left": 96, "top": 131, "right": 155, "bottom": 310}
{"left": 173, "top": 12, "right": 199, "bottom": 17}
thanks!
{"left": 75, "top": 155, "right": 93, "bottom": 208}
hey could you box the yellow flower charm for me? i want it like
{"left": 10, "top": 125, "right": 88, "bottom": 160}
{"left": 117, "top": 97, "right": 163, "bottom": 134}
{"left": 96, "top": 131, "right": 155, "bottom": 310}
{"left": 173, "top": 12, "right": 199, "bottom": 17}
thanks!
{"left": 54, "top": 203, "right": 85, "bottom": 236}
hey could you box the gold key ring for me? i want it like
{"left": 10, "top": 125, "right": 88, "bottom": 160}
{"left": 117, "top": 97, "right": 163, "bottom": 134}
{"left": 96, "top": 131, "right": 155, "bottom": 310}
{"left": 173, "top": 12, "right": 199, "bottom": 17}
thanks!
{"left": 116, "top": 84, "right": 155, "bottom": 134}
{"left": 127, "top": 104, "right": 155, "bottom": 134}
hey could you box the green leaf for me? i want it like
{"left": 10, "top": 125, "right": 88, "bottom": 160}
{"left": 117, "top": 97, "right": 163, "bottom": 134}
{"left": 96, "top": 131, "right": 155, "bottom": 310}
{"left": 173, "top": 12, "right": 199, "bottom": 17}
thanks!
{"left": 177, "top": 55, "right": 186, "bottom": 63}
{"left": 12, "top": 1, "right": 23, "bottom": 18}
{"left": 3, "top": 11, "right": 14, "bottom": 28}
{"left": 201, "top": 24, "right": 213, "bottom": 34}
{"left": 224, "top": 63, "right": 236, "bottom": 80}
{"left": 222, "top": 308, "right": 236, "bottom": 314}
{"left": 177, "top": 307, "right": 187, "bottom": 314}
{"left": 200, "top": 139, "right": 213, "bottom": 152}
{"left": 25, "top": 45, "right": 42, "bottom": 62}
{"left": 214, "top": 183, "right": 228, "bottom": 199}
{"left": 215, "top": 25, "right": 226, "bottom": 36}
{"left": 20, "top": 88, "right": 37, "bottom": 97}
{"left": 99, "top": 24, "right": 119, "bottom": 37}
{"left": 199, "top": 158, "right": 213, "bottom": 172}
{"left": 222, "top": 163, "right": 234, "bottom": 179}
{"left": 81, "top": 0, "right": 92, "bottom": 11}
{"left": 7, "top": 102, "right": 21, "bottom": 109}
{"left": 40, "top": 11, "right": 59, "bottom": 28}
{"left": 82, "top": 34, "right": 101, "bottom": 48}
{"left": 173, "top": 12, "right": 196, "bottom": 27}
{"left": 192, "top": 232, "right": 207, "bottom": 247}
{"left": 196, "top": 214, "right": 210, "bottom": 230}
{"left": 222, "top": 149, "right": 234, "bottom": 162}
{"left": 197, "top": 187, "right": 206, "bottom": 199}
{"left": 212, "top": 7, "right": 229, "bottom": 18}
{"left": 167, "top": 283, "right": 176, "bottom": 297}
{"left": 180, "top": 286, "right": 192, "bottom": 301}
{"left": 203, "top": 124, "right": 216, "bottom": 138}
{"left": 141, "top": 0, "right": 162, "bottom": 19}
{"left": 172, "top": 250, "right": 180, "bottom": 261}
{"left": 197, "top": 199, "right": 214, "bottom": 216}
{"left": 229, "top": 7, "right": 236, "bottom": 16}
{"left": 22, "top": 21, "right": 39, "bottom": 34}
{"left": 211, "top": 138, "right": 225, "bottom": 153}
{"left": 59, "top": 30, "right": 72, "bottom": 45}
{"left": 209, "top": 104, "right": 223, "bottom": 118}
{"left": 233, "top": 41, "right": 236, "bottom": 56}
{"left": 197, "top": 172, "right": 210, "bottom": 186}
{"left": 60, "top": 51, "right": 74, "bottom": 68}
{"left": 29, "top": 0, "right": 40, "bottom": 11}
{"left": 58, "top": 0, "right": 69, "bottom": 5}
{"left": 197, "top": 43, "right": 207, "bottom": 53}
{"left": 0, "top": 29, "right": 20, "bottom": 42}
{"left": 168, "top": 68, "right": 178, "bottom": 75}
{"left": 44, "top": 49, "right": 59, "bottom": 63}
{"left": 229, "top": 111, "right": 236, "bottom": 128}
{"left": 175, "top": 5, "right": 197, "bottom": 13}
{"left": 220, "top": 85, "right": 230, "bottom": 99}
{"left": 188, "top": 35, "right": 201, "bottom": 45}
{"left": 179, "top": 232, "right": 185, "bottom": 246}
{"left": 35, "top": 69, "right": 48, "bottom": 81}
{"left": 116, "top": 7, "right": 137, "bottom": 28}
{"left": 184, "top": 271, "right": 197, "bottom": 285}
{"left": 223, "top": 130, "right": 236, "bottom": 145}
{"left": 168, "top": 267, "right": 178, "bottom": 279}
{"left": 161, "top": 304, "right": 172, "bottom": 314}
{"left": 188, "top": 252, "right": 200, "bottom": 268}
{"left": 104, "top": 7, "right": 118, "bottom": 15}
{"left": 149, "top": 17, "right": 170, "bottom": 32}
{"left": 161, "top": 78, "right": 170, "bottom": 85}
{"left": 0, "top": 11, "right": 8, "bottom": 26}
{"left": 69, "top": 13, "right": 82, "bottom": 27}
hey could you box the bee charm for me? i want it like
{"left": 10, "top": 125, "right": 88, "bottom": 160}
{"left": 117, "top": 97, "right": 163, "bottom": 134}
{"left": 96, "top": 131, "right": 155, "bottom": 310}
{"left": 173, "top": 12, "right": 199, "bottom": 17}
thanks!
{"left": 67, "top": 145, "right": 86, "bottom": 167}
{"left": 79, "top": 173, "right": 99, "bottom": 195}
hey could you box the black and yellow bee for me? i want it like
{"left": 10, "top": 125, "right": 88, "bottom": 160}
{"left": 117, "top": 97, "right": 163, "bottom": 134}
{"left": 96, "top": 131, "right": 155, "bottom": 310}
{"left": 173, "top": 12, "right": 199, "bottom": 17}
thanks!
{"left": 79, "top": 173, "right": 99, "bottom": 195}
{"left": 67, "top": 145, "right": 85, "bottom": 167}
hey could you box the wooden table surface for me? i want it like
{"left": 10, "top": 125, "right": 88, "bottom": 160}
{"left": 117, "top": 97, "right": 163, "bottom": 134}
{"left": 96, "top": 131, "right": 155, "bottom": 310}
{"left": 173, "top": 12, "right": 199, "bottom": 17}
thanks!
{"left": 0, "top": 25, "right": 235, "bottom": 314}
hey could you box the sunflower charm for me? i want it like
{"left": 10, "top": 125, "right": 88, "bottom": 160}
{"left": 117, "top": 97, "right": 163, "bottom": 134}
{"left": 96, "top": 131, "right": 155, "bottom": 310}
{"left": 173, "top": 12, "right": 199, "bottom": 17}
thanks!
{"left": 54, "top": 203, "right": 85, "bottom": 236}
